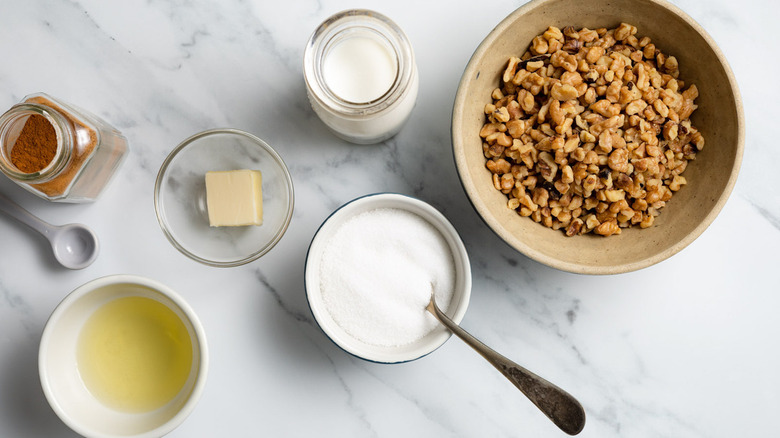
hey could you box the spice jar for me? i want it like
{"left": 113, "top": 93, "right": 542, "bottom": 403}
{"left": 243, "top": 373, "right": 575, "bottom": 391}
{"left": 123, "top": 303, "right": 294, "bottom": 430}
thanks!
{"left": 0, "top": 93, "right": 128, "bottom": 202}
{"left": 303, "top": 10, "right": 419, "bottom": 144}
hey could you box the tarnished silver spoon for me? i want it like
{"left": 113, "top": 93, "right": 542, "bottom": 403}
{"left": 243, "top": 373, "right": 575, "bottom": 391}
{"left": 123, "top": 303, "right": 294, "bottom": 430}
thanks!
{"left": 427, "top": 294, "right": 586, "bottom": 435}
{"left": 0, "top": 192, "right": 99, "bottom": 269}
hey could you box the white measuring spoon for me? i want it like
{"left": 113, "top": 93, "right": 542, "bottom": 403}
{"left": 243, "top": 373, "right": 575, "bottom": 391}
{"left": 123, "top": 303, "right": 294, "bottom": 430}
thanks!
{"left": 0, "top": 192, "right": 99, "bottom": 269}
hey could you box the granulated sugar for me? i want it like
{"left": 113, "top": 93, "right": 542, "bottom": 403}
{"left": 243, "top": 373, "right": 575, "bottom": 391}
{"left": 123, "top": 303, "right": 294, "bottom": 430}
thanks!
{"left": 319, "top": 207, "right": 455, "bottom": 347}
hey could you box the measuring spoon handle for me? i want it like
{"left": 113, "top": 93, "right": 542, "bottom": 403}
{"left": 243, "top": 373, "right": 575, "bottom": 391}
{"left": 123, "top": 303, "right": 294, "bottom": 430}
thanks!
{"left": 0, "top": 192, "right": 56, "bottom": 238}
{"left": 427, "top": 299, "right": 586, "bottom": 435}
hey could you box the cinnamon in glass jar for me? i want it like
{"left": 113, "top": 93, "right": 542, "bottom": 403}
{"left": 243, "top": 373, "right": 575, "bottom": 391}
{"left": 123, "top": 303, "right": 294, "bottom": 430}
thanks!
{"left": 0, "top": 93, "right": 128, "bottom": 202}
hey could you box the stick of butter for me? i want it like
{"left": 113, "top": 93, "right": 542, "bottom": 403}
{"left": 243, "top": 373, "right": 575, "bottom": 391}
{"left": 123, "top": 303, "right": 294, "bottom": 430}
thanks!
{"left": 205, "top": 169, "right": 263, "bottom": 227}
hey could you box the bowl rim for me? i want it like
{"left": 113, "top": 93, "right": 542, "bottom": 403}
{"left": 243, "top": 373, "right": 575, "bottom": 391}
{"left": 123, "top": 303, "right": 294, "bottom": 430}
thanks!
{"left": 304, "top": 192, "right": 472, "bottom": 363}
{"left": 154, "top": 128, "right": 295, "bottom": 267}
{"left": 38, "top": 274, "right": 209, "bottom": 438}
{"left": 451, "top": 0, "right": 745, "bottom": 275}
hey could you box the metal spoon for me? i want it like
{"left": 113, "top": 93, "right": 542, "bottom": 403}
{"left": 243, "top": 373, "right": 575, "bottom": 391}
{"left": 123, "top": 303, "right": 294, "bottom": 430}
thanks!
{"left": 0, "top": 192, "right": 99, "bottom": 269}
{"left": 427, "top": 294, "right": 586, "bottom": 435}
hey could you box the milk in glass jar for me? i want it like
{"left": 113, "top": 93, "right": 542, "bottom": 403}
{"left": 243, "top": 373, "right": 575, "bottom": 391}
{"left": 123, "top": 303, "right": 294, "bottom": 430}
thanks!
{"left": 303, "top": 10, "right": 419, "bottom": 144}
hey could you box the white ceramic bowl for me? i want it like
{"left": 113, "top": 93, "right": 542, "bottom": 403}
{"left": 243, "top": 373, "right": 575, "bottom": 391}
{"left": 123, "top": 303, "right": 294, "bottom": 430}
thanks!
{"left": 39, "top": 275, "right": 209, "bottom": 438}
{"left": 305, "top": 193, "right": 472, "bottom": 363}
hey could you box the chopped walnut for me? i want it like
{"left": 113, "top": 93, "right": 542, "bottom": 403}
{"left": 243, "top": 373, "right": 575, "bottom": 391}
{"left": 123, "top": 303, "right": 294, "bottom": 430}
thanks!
{"left": 480, "top": 23, "right": 704, "bottom": 236}
{"left": 595, "top": 220, "right": 621, "bottom": 236}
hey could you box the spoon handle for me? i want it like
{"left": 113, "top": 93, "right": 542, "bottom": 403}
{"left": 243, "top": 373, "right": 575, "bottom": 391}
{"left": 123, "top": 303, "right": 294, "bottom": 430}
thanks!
{"left": 0, "top": 192, "right": 55, "bottom": 237}
{"left": 427, "top": 299, "right": 585, "bottom": 435}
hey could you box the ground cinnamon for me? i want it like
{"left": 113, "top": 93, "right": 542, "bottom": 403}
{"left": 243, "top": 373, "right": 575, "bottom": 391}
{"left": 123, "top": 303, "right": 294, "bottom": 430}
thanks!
{"left": 25, "top": 95, "right": 98, "bottom": 197}
{"left": 9, "top": 114, "right": 57, "bottom": 173}
{"left": 0, "top": 93, "right": 126, "bottom": 201}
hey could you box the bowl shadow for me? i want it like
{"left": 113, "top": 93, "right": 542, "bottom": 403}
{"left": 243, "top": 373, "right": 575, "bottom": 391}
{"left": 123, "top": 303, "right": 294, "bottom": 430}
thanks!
{"left": 0, "top": 330, "right": 80, "bottom": 437}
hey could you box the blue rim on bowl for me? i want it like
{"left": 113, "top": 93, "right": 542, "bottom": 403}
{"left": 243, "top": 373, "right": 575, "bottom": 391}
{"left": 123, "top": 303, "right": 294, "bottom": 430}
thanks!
{"left": 304, "top": 193, "right": 472, "bottom": 364}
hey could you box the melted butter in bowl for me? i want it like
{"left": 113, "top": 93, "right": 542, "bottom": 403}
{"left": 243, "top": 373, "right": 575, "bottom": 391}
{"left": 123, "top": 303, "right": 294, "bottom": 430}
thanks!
{"left": 77, "top": 296, "right": 194, "bottom": 413}
{"left": 39, "top": 275, "right": 208, "bottom": 438}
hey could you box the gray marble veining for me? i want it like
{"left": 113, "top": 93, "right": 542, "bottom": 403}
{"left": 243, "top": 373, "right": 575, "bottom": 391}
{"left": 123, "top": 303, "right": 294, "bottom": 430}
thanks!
{"left": 0, "top": 0, "right": 777, "bottom": 437}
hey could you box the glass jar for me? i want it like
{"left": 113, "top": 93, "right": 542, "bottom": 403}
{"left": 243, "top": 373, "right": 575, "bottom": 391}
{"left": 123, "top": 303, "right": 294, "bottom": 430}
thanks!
{"left": 0, "top": 93, "right": 128, "bottom": 202}
{"left": 304, "top": 9, "right": 419, "bottom": 145}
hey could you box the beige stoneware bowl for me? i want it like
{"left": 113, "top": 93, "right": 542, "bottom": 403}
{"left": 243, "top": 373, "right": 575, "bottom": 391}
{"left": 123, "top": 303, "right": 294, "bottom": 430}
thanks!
{"left": 452, "top": 0, "right": 744, "bottom": 274}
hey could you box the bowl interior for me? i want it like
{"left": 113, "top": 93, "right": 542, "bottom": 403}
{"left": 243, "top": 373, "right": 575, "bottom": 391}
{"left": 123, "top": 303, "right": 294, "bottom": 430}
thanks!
{"left": 155, "top": 129, "right": 294, "bottom": 267}
{"left": 305, "top": 193, "right": 472, "bottom": 363}
{"left": 40, "top": 276, "right": 207, "bottom": 438}
{"left": 452, "top": 0, "right": 743, "bottom": 274}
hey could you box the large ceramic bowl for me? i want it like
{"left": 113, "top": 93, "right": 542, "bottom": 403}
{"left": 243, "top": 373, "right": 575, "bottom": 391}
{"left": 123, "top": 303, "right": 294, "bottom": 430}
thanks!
{"left": 452, "top": 0, "right": 744, "bottom": 274}
{"left": 154, "top": 129, "right": 294, "bottom": 267}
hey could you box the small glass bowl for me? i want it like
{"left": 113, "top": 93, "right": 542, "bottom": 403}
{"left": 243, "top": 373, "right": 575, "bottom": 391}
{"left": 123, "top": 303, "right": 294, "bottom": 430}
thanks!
{"left": 154, "top": 129, "right": 294, "bottom": 267}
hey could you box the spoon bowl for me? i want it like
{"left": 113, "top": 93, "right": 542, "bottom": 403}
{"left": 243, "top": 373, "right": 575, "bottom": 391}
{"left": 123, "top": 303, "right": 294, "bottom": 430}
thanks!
{"left": 51, "top": 224, "right": 100, "bottom": 269}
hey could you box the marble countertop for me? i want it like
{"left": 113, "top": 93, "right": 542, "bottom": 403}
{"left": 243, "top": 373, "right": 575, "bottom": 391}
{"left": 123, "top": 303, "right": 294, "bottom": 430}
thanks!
{"left": 1, "top": 0, "right": 777, "bottom": 437}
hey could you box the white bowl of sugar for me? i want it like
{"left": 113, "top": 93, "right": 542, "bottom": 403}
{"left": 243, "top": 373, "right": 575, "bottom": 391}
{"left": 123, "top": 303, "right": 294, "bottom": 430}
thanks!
{"left": 305, "top": 193, "right": 472, "bottom": 363}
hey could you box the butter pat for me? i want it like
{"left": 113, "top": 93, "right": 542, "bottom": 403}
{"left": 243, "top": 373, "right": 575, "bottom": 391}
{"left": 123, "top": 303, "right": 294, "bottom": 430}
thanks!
{"left": 205, "top": 170, "right": 263, "bottom": 226}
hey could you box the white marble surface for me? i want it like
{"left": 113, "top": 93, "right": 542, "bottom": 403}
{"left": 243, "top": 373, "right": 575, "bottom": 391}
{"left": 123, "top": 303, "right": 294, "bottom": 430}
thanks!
{"left": 0, "top": 0, "right": 777, "bottom": 437}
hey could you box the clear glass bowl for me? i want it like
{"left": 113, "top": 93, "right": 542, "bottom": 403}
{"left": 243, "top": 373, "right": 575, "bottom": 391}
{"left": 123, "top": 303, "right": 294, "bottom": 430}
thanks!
{"left": 154, "top": 129, "right": 294, "bottom": 267}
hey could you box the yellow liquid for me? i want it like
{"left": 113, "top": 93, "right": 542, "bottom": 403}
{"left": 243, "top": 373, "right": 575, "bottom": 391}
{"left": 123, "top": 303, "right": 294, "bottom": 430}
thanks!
{"left": 77, "top": 296, "right": 193, "bottom": 412}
